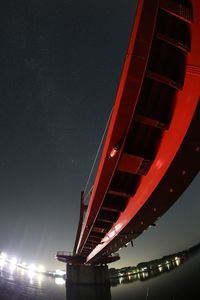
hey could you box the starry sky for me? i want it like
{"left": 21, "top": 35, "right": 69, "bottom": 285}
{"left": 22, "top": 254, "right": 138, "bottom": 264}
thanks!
{"left": 0, "top": 0, "right": 199, "bottom": 271}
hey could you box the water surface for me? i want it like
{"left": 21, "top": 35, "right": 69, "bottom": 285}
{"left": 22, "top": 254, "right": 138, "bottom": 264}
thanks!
{"left": 0, "top": 248, "right": 200, "bottom": 300}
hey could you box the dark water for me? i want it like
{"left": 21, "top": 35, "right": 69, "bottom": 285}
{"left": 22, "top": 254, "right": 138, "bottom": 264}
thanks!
{"left": 0, "top": 249, "right": 200, "bottom": 300}
{"left": 110, "top": 251, "right": 200, "bottom": 300}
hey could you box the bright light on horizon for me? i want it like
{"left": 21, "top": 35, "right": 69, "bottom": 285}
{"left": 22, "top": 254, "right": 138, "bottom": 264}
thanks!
{"left": 0, "top": 252, "right": 7, "bottom": 260}
{"left": 0, "top": 250, "right": 61, "bottom": 276}
{"left": 37, "top": 265, "right": 45, "bottom": 273}
{"left": 21, "top": 262, "right": 26, "bottom": 268}
{"left": 55, "top": 269, "right": 66, "bottom": 276}
{"left": 11, "top": 257, "right": 18, "bottom": 265}
{"left": 28, "top": 264, "right": 36, "bottom": 272}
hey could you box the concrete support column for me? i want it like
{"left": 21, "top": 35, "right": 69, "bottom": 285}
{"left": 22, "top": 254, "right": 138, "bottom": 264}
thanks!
{"left": 67, "top": 264, "right": 110, "bottom": 285}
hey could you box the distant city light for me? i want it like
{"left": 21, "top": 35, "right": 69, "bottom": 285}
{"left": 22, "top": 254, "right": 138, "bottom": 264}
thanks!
{"left": 37, "top": 265, "right": 45, "bottom": 273}
{"left": 21, "top": 262, "right": 26, "bottom": 268}
{"left": 55, "top": 277, "right": 65, "bottom": 285}
{"left": 11, "top": 257, "right": 18, "bottom": 265}
{"left": 175, "top": 256, "right": 181, "bottom": 266}
{"left": 0, "top": 259, "right": 6, "bottom": 268}
{"left": 0, "top": 252, "right": 7, "bottom": 260}
{"left": 28, "top": 264, "right": 36, "bottom": 272}
{"left": 158, "top": 264, "right": 163, "bottom": 272}
{"left": 55, "top": 269, "right": 66, "bottom": 276}
{"left": 0, "top": 249, "right": 65, "bottom": 280}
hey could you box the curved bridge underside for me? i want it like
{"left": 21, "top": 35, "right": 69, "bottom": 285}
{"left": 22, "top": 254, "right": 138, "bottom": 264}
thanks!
{"left": 69, "top": 0, "right": 200, "bottom": 265}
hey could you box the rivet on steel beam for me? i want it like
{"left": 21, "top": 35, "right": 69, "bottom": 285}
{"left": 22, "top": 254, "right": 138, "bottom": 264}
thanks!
{"left": 109, "top": 145, "right": 119, "bottom": 159}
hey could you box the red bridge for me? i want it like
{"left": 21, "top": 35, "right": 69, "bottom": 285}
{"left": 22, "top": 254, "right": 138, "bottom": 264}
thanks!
{"left": 57, "top": 0, "right": 200, "bottom": 267}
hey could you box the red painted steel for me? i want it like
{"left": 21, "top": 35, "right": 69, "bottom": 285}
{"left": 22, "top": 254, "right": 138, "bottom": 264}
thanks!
{"left": 73, "top": 0, "right": 200, "bottom": 265}
{"left": 76, "top": 0, "right": 157, "bottom": 255}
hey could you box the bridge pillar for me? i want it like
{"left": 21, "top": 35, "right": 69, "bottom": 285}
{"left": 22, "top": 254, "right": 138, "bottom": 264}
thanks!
{"left": 67, "top": 264, "right": 110, "bottom": 286}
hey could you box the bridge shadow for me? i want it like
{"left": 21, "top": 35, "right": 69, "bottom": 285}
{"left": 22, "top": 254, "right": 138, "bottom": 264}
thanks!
{"left": 66, "top": 284, "right": 112, "bottom": 300}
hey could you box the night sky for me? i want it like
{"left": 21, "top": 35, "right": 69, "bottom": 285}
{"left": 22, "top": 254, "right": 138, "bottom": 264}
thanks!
{"left": 0, "top": 0, "right": 199, "bottom": 271}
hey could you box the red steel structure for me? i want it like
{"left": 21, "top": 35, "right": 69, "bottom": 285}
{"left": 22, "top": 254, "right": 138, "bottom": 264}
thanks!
{"left": 57, "top": 0, "right": 200, "bottom": 265}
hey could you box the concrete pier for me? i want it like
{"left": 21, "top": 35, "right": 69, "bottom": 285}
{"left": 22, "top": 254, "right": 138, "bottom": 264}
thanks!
{"left": 67, "top": 264, "right": 110, "bottom": 285}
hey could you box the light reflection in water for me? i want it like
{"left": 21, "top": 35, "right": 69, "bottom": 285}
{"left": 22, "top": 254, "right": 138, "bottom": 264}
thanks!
{"left": 0, "top": 252, "right": 187, "bottom": 287}
{"left": 37, "top": 273, "right": 44, "bottom": 286}
{"left": 9, "top": 263, "right": 16, "bottom": 274}
{"left": 20, "top": 268, "right": 25, "bottom": 277}
{"left": 0, "top": 246, "right": 199, "bottom": 300}
{"left": 158, "top": 264, "right": 162, "bottom": 272}
{"left": 27, "top": 269, "right": 35, "bottom": 284}
{"left": 0, "top": 257, "right": 51, "bottom": 287}
{"left": 55, "top": 277, "right": 65, "bottom": 286}
{"left": 175, "top": 256, "right": 181, "bottom": 266}
{"left": 0, "top": 257, "right": 66, "bottom": 299}
{"left": 110, "top": 254, "right": 187, "bottom": 287}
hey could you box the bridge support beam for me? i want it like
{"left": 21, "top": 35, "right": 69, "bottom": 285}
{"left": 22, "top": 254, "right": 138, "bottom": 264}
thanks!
{"left": 67, "top": 264, "right": 110, "bottom": 286}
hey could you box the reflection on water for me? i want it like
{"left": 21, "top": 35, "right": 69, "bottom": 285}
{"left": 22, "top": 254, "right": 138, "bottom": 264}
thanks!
{"left": 110, "top": 254, "right": 185, "bottom": 286}
{"left": 110, "top": 242, "right": 200, "bottom": 289}
{"left": 110, "top": 243, "right": 200, "bottom": 300}
{"left": 0, "top": 258, "right": 65, "bottom": 300}
{"left": 0, "top": 243, "right": 200, "bottom": 299}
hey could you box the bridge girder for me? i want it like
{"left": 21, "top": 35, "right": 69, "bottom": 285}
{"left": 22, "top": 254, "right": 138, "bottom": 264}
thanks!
{"left": 73, "top": 0, "right": 200, "bottom": 265}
